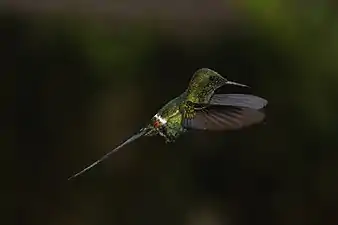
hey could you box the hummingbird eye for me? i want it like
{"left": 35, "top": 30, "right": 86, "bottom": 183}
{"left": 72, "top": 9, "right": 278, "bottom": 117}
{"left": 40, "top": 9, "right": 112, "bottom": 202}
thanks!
{"left": 209, "top": 76, "right": 216, "bottom": 81}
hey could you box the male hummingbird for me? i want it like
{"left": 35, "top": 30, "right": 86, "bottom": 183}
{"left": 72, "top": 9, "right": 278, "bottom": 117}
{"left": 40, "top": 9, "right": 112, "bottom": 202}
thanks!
{"left": 68, "top": 68, "right": 268, "bottom": 180}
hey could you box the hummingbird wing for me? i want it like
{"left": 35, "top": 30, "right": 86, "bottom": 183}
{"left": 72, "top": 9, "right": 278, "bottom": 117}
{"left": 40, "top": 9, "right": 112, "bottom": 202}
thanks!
{"left": 68, "top": 127, "right": 151, "bottom": 180}
{"left": 209, "top": 94, "right": 268, "bottom": 109}
{"left": 182, "top": 106, "right": 265, "bottom": 131}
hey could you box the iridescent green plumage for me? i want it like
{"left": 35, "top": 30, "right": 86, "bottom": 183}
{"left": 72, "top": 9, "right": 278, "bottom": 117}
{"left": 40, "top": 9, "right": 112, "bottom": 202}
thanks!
{"left": 182, "top": 68, "right": 243, "bottom": 119}
{"left": 186, "top": 68, "right": 229, "bottom": 104}
{"left": 145, "top": 68, "right": 252, "bottom": 141}
{"left": 68, "top": 68, "right": 268, "bottom": 180}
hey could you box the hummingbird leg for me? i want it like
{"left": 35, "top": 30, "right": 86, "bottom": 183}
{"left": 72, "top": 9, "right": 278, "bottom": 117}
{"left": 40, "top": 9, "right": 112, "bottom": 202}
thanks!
{"left": 164, "top": 136, "right": 174, "bottom": 143}
{"left": 157, "top": 126, "right": 173, "bottom": 142}
{"left": 163, "top": 132, "right": 177, "bottom": 143}
{"left": 182, "top": 101, "right": 196, "bottom": 119}
{"left": 159, "top": 130, "right": 175, "bottom": 143}
{"left": 157, "top": 124, "right": 177, "bottom": 143}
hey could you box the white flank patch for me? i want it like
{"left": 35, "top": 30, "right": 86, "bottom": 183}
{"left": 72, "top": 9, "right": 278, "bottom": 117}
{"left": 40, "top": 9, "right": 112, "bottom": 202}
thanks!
{"left": 154, "top": 114, "right": 167, "bottom": 124}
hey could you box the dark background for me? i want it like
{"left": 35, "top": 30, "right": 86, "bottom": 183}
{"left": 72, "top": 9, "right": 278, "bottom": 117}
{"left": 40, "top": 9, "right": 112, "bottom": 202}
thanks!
{"left": 4, "top": 1, "right": 338, "bottom": 225}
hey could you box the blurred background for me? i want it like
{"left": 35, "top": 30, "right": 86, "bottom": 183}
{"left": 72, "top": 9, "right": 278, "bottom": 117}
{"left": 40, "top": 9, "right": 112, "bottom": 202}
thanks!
{"left": 4, "top": 1, "right": 338, "bottom": 225}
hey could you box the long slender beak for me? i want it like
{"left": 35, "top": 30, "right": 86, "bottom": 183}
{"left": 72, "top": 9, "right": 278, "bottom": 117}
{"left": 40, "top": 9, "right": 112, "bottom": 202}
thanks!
{"left": 68, "top": 127, "right": 152, "bottom": 180}
{"left": 226, "top": 80, "right": 250, "bottom": 88}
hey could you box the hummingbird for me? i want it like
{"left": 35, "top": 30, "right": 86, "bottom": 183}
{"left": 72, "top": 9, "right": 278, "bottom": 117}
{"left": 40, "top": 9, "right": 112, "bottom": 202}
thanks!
{"left": 68, "top": 68, "right": 268, "bottom": 180}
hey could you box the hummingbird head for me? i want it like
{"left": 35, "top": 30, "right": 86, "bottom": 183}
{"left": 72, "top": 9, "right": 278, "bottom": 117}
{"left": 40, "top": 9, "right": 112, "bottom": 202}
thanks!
{"left": 189, "top": 68, "right": 249, "bottom": 94}
{"left": 190, "top": 68, "right": 225, "bottom": 89}
{"left": 204, "top": 69, "right": 249, "bottom": 88}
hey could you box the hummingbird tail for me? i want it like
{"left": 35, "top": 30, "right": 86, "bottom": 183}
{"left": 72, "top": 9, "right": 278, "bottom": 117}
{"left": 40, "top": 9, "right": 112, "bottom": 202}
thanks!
{"left": 68, "top": 127, "right": 152, "bottom": 180}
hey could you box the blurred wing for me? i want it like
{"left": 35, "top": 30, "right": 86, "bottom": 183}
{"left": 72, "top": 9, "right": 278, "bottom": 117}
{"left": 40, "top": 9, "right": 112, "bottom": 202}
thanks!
{"left": 210, "top": 94, "right": 268, "bottom": 109}
{"left": 182, "top": 106, "right": 265, "bottom": 131}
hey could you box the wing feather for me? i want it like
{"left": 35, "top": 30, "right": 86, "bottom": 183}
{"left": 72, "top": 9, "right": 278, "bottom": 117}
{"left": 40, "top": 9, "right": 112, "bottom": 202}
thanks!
{"left": 182, "top": 106, "right": 265, "bottom": 131}
{"left": 210, "top": 94, "right": 268, "bottom": 109}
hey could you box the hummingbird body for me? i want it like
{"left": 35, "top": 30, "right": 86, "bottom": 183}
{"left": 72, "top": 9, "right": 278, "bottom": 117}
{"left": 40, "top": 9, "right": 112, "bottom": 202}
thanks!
{"left": 146, "top": 94, "right": 186, "bottom": 142}
{"left": 69, "top": 68, "right": 268, "bottom": 179}
{"left": 145, "top": 68, "right": 252, "bottom": 142}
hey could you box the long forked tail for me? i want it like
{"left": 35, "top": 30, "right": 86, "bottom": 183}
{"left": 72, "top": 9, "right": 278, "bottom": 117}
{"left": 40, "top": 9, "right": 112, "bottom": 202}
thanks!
{"left": 68, "top": 128, "right": 151, "bottom": 180}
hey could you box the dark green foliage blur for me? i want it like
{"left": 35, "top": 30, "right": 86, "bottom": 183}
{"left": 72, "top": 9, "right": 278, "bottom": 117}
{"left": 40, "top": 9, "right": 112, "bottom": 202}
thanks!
{"left": 5, "top": 1, "right": 338, "bottom": 225}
